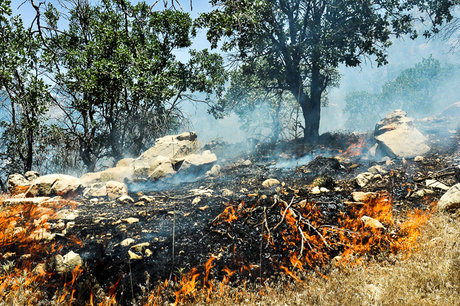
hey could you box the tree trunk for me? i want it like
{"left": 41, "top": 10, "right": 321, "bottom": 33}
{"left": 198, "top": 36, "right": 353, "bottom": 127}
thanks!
{"left": 301, "top": 66, "right": 323, "bottom": 144}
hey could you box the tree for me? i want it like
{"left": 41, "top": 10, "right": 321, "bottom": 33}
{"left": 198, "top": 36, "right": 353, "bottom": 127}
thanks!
{"left": 344, "top": 57, "right": 460, "bottom": 130}
{"left": 198, "top": 0, "right": 457, "bottom": 143}
{"left": 0, "top": 0, "right": 51, "bottom": 178}
{"left": 35, "top": 0, "right": 225, "bottom": 171}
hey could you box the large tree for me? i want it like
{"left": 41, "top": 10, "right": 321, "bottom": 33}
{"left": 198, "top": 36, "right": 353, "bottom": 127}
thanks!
{"left": 34, "top": 0, "right": 225, "bottom": 171}
{"left": 198, "top": 0, "right": 457, "bottom": 143}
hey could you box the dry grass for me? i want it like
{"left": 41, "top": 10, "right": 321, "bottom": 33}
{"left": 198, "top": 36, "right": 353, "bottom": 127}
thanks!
{"left": 189, "top": 211, "right": 460, "bottom": 306}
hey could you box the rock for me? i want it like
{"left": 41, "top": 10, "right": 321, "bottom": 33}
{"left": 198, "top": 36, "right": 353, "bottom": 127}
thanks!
{"left": 131, "top": 242, "right": 150, "bottom": 252}
{"left": 54, "top": 251, "right": 82, "bottom": 273}
{"left": 83, "top": 183, "right": 107, "bottom": 198}
{"left": 352, "top": 191, "right": 379, "bottom": 202}
{"left": 437, "top": 183, "right": 460, "bottom": 211}
{"left": 414, "top": 156, "right": 424, "bottom": 162}
{"left": 25, "top": 171, "right": 40, "bottom": 181}
{"left": 356, "top": 172, "right": 374, "bottom": 188}
{"left": 262, "top": 178, "right": 280, "bottom": 188}
{"left": 192, "top": 197, "right": 201, "bottom": 205}
{"left": 368, "top": 165, "right": 387, "bottom": 175}
{"left": 25, "top": 174, "right": 82, "bottom": 197}
{"left": 105, "top": 181, "right": 128, "bottom": 200}
{"left": 138, "top": 132, "right": 198, "bottom": 163}
{"left": 128, "top": 250, "right": 143, "bottom": 260}
{"left": 374, "top": 110, "right": 430, "bottom": 158}
{"left": 7, "top": 174, "right": 30, "bottom": 195}
{"left": 176, "top": 150, "right": 217, "bottom": 174}
{"left": 123, "top": 217, "right": 139, "bottom": 224}
{"left": 311, "top": 186, "right": 321, "bottom": 194}
{"left": 55, "top": 209, "right": 79, "bottom": 221}
{"left": 425, "top": 179, "right": 450, "bottom": 191}
{"left": 148, "top": 156, "right": 175, "bottom": 180}
{"left": 242, "top": 160, "right": 252, "bottom": 166}
{"left": 206, "top": 164, "right": 221, "bottom": 177}
{"left": 361, "top": 216, "right": 385, "bottom": 229}
{"left": 121, "top": 238, "right": 135, "bottom": 247}
{"left": 117, "top": 194, "right": 134, "bottom": 204}
{"left": 411, "top": 189, "right": 435, "bottom": 198}
{"left": 222, "top": 189, "right": 234, "bottom": 197}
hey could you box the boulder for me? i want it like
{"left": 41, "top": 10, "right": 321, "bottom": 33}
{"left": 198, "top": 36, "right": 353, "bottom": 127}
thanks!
{"left": 148, "top": 156, "right": 176, "bottom": 180}
{"left": 356, "top": 172, "right": 374, "bottom": 188}
{"left": 176, "top": 150, "right": 217, "bottom": 174}
{"left": 137, "top": 132, "right": 198, "bottom": 163}
{"left": 25, "top": 171, "right": 40, "bottom": 181}
{"left": 7, "top": 174, "right": 31, "bottom": 195}
{"left": 374, "top": 110, "right": 430, "bottom": 158}
{"left": 437, "top": 183, "right": 460, "bottom": 211}
{"left": 25, "top": 174, "right": 82, "bottom": 197}
{"left": 105, "top": 181, "right": 128, "bottom": 200}
{"left": 82, "top": 183, "right": 107, "bottom": 198}
{"left": 54, "top": 251, "right": 82, "bottom": 273}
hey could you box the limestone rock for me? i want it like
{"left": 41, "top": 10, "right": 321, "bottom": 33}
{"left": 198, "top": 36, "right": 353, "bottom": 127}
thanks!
{"left": 425, "top": 179, "right": 450, "bottom": 191}
{"left": 356, "top": 172, "right": 374, "bottom": 188}
{"left": 25, "top": 174, "right": 82, "bottom": 197}
{"left": 121, "top": 238, "right": 135, "bottom": 247}
{"left": 361, "top": 216, "right": 385, "bottom": 229}
{"left": 54, "top": 251, "right": 82, "bottom": 273}
{"left": 25, "top": 171, "right": 40, "bottom": 181}
{"left": 128, "top": 250, "right": 143, "bottom": 260}
{"left": 437, "top": 184, "right": 460, "bottom": 211}
{"left": 123, "top": 217, "right": 139, "bottom": 224}
{"left": 83, "top": 183, "right": 107, "bottom": 198}
{"left": 7, "top": 174, "right": 30, "bottom": 195}
{"left": 374, "top": 110, "right": 430, "bottom": 158}
{"left": 105, "top": 181, "right": 128, "bottom": 200}
{"left": 222, "top": 189, "right": 234, "bottom": 197}
{"left": 176, "top": 150, "right": 217, "bottom": 174}
{"left": 352, "top": 191, "right": 379, "bottom": 202}
{"left": 138, "top": 132, "right": 198, "bottom": 163}
{"left": 206, "top": 164, "right": 221, "bottom": 177}
{"left": 117, "top": 194, "right": 134, "bottom": 204}
{"left": 262, "top": 178, "right": 280, "bottom": 188}
{"left": 148, "top": 156, "right": 175, "bottom": 180}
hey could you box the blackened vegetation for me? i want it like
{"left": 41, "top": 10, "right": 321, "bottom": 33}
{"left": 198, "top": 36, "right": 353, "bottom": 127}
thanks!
{"left": 38, "top": 131, "right": 459, "bottom": 304}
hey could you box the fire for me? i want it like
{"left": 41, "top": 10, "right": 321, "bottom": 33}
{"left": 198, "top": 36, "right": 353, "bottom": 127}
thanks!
{"left": 339, "top": 137, "right": 367, "bottom": 158}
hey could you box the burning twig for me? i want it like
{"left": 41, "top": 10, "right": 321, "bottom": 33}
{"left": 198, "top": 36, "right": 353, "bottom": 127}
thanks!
{"left": 273, "top": 197, "right": 295, "bottom": 230}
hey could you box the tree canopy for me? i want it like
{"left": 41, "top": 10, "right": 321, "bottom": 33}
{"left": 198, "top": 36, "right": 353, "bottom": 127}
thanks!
{"left": 198, "top": 0, "right": 458, "bottom": 142}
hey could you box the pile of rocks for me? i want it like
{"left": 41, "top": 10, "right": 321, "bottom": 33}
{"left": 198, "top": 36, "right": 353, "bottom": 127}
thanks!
{"left": 6, "top": 132, "right": 217, "bottom": 202}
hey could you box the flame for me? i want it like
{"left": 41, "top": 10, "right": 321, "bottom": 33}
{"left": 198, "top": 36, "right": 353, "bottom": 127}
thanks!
{"left": 340, "top": 137, "right": 367, "bottom": 158}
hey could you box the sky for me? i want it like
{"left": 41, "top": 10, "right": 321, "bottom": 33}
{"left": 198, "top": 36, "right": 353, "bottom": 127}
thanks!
{"left": 9, "top": 1, "right": 460, "bottom": 142}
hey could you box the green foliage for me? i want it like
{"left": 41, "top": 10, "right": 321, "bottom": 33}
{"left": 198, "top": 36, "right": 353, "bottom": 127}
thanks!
{"left": 0, "top": 0, "right": 51, "bottom": 181}
{"left": 344, "top": 57, "right": 460, "bottom": 130}
{"left": 198, "top": 0, "right": 458, "bottom": 142}
{"left": 41, "top": 0, "right": 225, "bottom": 170}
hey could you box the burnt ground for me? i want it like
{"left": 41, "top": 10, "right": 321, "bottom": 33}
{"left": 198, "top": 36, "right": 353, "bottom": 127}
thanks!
{"left": 37, "top": 128, "right": 460, "bottom": 305}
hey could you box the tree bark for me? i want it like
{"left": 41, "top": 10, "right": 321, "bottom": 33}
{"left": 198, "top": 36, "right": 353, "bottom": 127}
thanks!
{"left": 303, "top": 65, "right": 322, "bottom": 143}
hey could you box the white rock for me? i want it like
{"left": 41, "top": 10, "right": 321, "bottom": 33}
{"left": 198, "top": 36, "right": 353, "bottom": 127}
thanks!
{"left": 192, "top": 197, "right": 201, "bottom": 205}
{"left": 123, "top": 217, "right": 139, "bottom": 224}
{"left": 121, "top": 238, "right": 136, "bottom": 247}
{"left": 437, "top": 183, "right": 460, "bottom": 211}
{"left": 425, "top": 179, "right": 450, "bottom": 191}
{"left": 414, "top": 156, "right": 424, "bottom": 162}
{"left": 55, "top": 251, "right": 82, "bottom": 273}
{"left": 106, "top": 181, "right": 128, "bottom": 200}
{"left": 262, "top": 178, "right": 280, "bottom": 188}
{"left": 361, "top": 216, "right": 385, "bottom": 229}
{"left": 130, "top": 242, "right": 150, "bottom": 252}
{"left": 117, "top": 195, "right": 135, "bottom": 204}
{"left": 311, "top": 186, "right": 321, "bottom": 194}
{"left": 356, "top": 172, "right": 374, "bottom": 188}
{"left": 374, "top": 110, "right": 430, "bottom": 158}
{"left": 25, "top": 174, "right": 82, "bottom": 197}
{"left": 128, "top": 250, "right": 143, "bottom": 260}
{"left": 7, "top": 173, "right": 30, "bottom": 195}
{"left": 222, "top": 189, "right": 234, "bottom": 197}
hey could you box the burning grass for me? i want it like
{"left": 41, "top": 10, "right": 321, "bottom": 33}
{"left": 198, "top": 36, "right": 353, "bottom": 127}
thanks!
{"left": 166, "top": 189, "right": 437, "bottom": 304}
